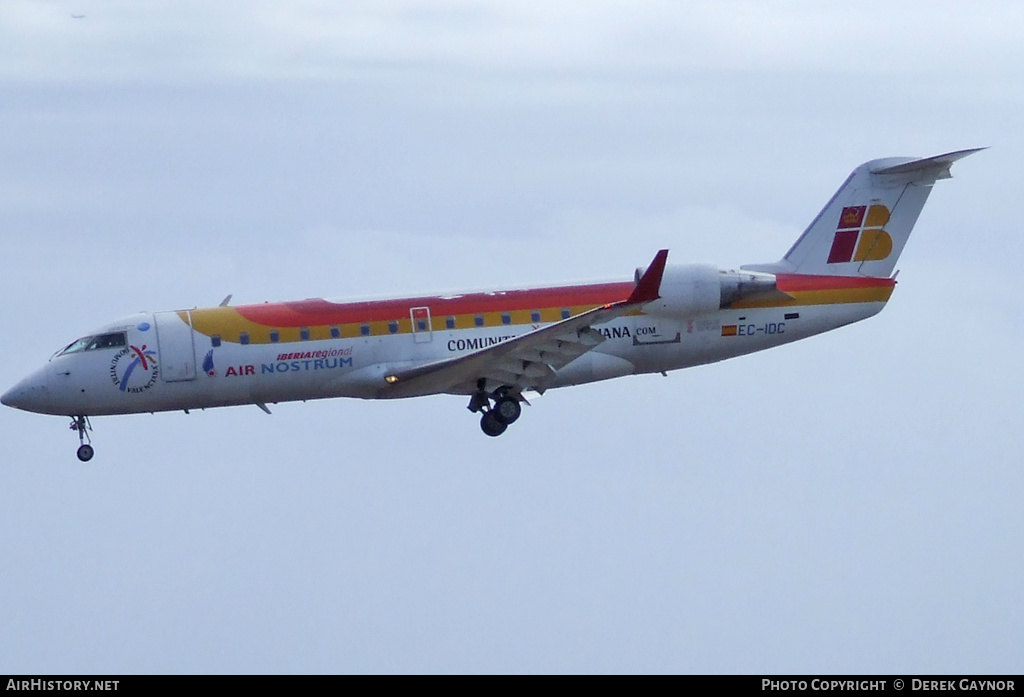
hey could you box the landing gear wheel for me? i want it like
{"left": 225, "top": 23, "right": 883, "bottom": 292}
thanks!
{"left": 480, "top": 410, "right": 508, "bottom": 437}
{"left": 70, "top": 415, "right": 94, "bottom": 462}
{"left": 494, "top": 396, "right": 522, "bottom": 425}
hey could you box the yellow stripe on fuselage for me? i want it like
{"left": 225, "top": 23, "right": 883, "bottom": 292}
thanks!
{"left": 728, "top": 286, "right": 894, "bottom": 310}
{"left": 185, "top": 305, "right": 608, "bottom": 346}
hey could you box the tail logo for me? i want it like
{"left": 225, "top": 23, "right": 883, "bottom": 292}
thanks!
{"left": 826, "top": 205, "right": 893, "bottom": 264}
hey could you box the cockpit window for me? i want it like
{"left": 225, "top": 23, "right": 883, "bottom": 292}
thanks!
{"left": 60, "top": 337, "right": 94, "bottom": 355}
{"left": 88, "top": 332, "right": 127, "bottom": 350}
{"left": 60, "top": 332, "right": 127, "bottom": 355}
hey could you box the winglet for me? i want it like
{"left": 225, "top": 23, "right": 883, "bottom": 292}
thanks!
{"left": 627, "top": 249, "right": 669, "bottom": 304}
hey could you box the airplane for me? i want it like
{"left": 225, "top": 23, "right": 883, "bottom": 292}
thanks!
{"left": 2, "top": 149, "right": 981, "bottom": 461}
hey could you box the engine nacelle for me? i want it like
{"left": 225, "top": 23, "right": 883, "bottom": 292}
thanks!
{"left": 635, "top": 263, "right": 780, "bottom": 317}
{"left": 638, "top": 263, "right": 721, "bottom": 318}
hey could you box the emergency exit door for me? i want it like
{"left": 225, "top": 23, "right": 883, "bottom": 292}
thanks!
{"left": 410, "top": 306, "right": 432, "bottom": 344}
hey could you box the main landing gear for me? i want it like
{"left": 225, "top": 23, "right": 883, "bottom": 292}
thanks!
{"left": 468, "top": 382, "right": 523, "bottom": 437}
{"left": 70, "top": 415, "right": 94, "bottom": 462}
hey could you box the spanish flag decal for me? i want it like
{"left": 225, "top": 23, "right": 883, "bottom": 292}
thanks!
{"left": 721, "top": 325, "right": 738, "bottom": 337}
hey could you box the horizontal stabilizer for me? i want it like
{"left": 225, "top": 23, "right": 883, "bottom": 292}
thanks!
{"left": 870, "top": 148, "right": 987, "bottom": 180}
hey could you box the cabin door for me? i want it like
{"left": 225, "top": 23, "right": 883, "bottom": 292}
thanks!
{"left": 155, "top": 311, "right": 198, "bottom": 382}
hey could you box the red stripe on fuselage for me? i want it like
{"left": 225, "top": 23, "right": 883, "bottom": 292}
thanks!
{"left": 775, "top": 274, "right": 896, "bottom": 292}
{"left": 233, "top": 282, "right": 636, "bottom": 327}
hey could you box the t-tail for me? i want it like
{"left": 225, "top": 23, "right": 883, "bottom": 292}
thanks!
{"left": 744, "top": 148, "right": 984, "bottom": 278}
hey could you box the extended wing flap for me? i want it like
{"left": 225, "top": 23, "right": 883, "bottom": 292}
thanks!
{"left": 474, "top": 325, "right": 605, "bottom": 392}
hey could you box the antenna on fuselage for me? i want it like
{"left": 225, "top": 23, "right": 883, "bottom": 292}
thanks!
{"left": 219, "top": 294, "right": 233, "bottom": 307}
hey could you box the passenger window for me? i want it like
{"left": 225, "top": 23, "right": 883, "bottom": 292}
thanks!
{"left": 300, "top": 327, "right": 310, "bottom": 341}
{"left": 239, "top": 332, "right": 249, "bottom": 345}
{"left": 446, "top": 316, "right": 456, "bottom": 330}
{"left": 501, "top": 312, "right": 511, "bottom": 325}
{"left": 388, "top": 321, "right": 399, "bottom": 334}
{"left": 530, "top": 310, "right": 541, "bottom": 323}
{"left": 270, "top": 331, "right": 280, "bottom": 343}
{"left": 211, "top": 335, "right": 222, "bottom": 348}
{"left": 474, "top": 314, "right": 484, "bottom": 327}
{"left": 561, "top": 308, "right": 571, "bottom": 320}
{"left": 360, "top": 324, "right": 371, "bottom": 337}
{"left": 330, "top": 326, "right": 341, "bottom": 339}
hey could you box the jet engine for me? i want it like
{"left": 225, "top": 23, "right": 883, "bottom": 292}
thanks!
{"left": 635, "top": 263, "right": 780, "bottom": 317}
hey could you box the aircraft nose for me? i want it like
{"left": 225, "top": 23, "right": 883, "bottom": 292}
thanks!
{"left": 2, "top": 366, "right": 53, "bottom": 414}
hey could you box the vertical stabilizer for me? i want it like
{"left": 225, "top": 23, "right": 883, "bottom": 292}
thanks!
{"left": 744, "top": 149, "right": 983, "bottom": 277}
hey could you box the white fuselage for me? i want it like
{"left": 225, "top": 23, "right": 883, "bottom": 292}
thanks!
{"left": 6, "top": 284, "right": 886, "bottom": 419}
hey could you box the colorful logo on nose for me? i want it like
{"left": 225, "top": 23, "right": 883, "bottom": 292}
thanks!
{"left": 110, "top": 344, "right": 159, "bottom": 393}
{"left": 827, "top": 204, "right": 893, "bottom": 264}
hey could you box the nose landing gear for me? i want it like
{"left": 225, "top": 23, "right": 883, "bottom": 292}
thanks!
{"left": 69, "top": 415, "right": 94, "bottom": 462}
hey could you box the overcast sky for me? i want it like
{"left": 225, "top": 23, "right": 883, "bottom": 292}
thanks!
{"left": 1, "top": 1, "right": 1021, "bottom": 674}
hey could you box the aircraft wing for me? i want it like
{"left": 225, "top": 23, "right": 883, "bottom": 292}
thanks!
{"left": 381, "top": 250, "right": 668, "bottom": 397}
